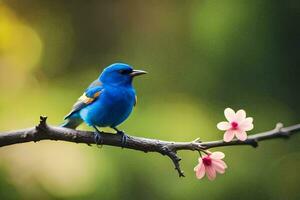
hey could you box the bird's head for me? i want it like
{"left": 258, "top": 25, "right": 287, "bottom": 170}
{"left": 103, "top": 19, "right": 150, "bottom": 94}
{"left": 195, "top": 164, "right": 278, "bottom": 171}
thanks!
{"left": 99, "top": 63, "right": 147, "bottom": 86}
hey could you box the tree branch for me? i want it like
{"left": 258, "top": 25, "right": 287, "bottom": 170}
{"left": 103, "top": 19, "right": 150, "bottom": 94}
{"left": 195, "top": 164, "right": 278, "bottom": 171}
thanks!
{"left": 0, "top": 116, "right": 299, "bottom": 177}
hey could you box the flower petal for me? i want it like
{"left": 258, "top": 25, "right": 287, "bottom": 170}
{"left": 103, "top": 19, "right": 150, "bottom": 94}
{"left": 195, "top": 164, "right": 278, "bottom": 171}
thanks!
{"left": 194, "top": 157, "right": 203, "bottom": 171}
{"left": 205, "top": 166, "right": 216, "bottom": 181}
{"left": 244, "top": 117, "right": 253, "bottom": 124}
{"left": 235, "top": 109, "right": 246, "bottom": 123}
{"left": 195, "top": 163, "right": 206, "bottom": 179}
{"left": 223, "top": 130, "right": 235, "bottom": 142}
{"left": 213, "top": 159, "right": 228, "bottom": 169}
{"left": 198, "top": 157, "right": 203, "bottom": 165}
{"left": 243, "top": 124, "right": 254, "bottom": 131}
{"left": 240, "top": 117, "right": 254, "bottom": 131}
{"left": 235, "top": 130, "right": 247, "bottom": 141}
{"left": 212, "top": 160, "right": 225, "bottom": 174}
{"left": 224, "top": 108, "right": 235, "bottom": 122}
{"left": 210, "top": 152, "right": 225, "bottom": 160}
{"left": 217, "top": 122, "right": 231, "bottom": 131}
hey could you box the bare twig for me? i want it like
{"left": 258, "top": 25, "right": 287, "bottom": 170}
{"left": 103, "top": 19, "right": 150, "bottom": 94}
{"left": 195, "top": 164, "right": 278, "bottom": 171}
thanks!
{"left": 0, "top": 116, "right": 299, "bottom": 177}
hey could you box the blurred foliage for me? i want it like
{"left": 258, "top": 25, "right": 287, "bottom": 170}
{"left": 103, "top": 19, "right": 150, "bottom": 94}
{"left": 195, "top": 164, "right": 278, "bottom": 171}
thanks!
{"left": 0, "top": 0, "right": 299, "bottom": 199}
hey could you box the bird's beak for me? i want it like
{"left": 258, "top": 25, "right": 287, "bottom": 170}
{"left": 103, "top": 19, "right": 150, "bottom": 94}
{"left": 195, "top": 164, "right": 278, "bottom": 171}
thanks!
{"left": 130, "top": 69, "right": 147, "bottom": 77}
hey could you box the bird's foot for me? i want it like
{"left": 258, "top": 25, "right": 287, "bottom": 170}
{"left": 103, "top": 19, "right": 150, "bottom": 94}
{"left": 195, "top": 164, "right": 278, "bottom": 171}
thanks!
{"left": 114, "top": 129, "right": 128, "bottom": 147}
{"left": 94, "top": 131, "right": 103, "bottom": 145}
{"left": 93, "top": 126, "right": 103, "bottom": 146}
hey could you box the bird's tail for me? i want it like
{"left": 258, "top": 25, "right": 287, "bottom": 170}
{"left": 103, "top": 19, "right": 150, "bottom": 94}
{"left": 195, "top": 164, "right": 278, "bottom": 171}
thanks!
{"left": 60, "top": 117, "right": 83, "bottom": 129}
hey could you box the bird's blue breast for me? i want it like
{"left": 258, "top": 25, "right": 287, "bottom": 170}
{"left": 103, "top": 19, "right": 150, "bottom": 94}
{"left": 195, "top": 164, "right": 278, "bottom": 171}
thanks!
{"left": 79, "top": 85, "right": 136, "bottom": 128}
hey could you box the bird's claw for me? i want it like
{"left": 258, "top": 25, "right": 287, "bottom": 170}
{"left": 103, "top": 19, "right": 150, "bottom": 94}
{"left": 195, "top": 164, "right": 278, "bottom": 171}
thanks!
{"left": 94, "top": 131, "right": 103, "bottom": 146}
{"left": 116, "top": 130, "right": 128, "bottom": 147}
{"left": 92, "top": 125, "right": 103, "bottom": 146}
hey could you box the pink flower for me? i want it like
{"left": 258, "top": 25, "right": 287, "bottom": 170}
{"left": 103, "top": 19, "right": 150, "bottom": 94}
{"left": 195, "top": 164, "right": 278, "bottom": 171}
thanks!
{"left": 217, "top": 108, "right": 254, "bottom": 142}
{"left": 194, "top": 151, "right": 227, "bottom": 181}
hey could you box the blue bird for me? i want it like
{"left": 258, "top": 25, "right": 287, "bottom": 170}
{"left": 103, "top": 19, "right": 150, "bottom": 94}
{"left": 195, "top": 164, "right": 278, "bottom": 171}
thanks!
{"left": 61, "top": 63, "right": 147, "bottom": 145}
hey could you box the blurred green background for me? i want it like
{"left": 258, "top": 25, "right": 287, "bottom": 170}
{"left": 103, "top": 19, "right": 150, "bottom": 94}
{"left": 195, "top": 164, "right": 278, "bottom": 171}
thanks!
{"left": 0, "top": 0, "right": 299, "bottom": 199}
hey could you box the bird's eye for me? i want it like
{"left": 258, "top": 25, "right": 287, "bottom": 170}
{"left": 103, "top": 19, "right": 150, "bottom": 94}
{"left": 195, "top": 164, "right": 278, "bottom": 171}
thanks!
{"left": 119, "top": 69, "right": 132, "bottom": 75}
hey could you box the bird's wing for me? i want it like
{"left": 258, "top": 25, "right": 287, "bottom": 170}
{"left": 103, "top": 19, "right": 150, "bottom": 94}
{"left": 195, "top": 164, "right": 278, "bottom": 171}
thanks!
{"left": 64, "top": 81, "right": 103, "bottom": 119}
{"left": 88, "top": 79, "right": 102, "bottom": 89}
